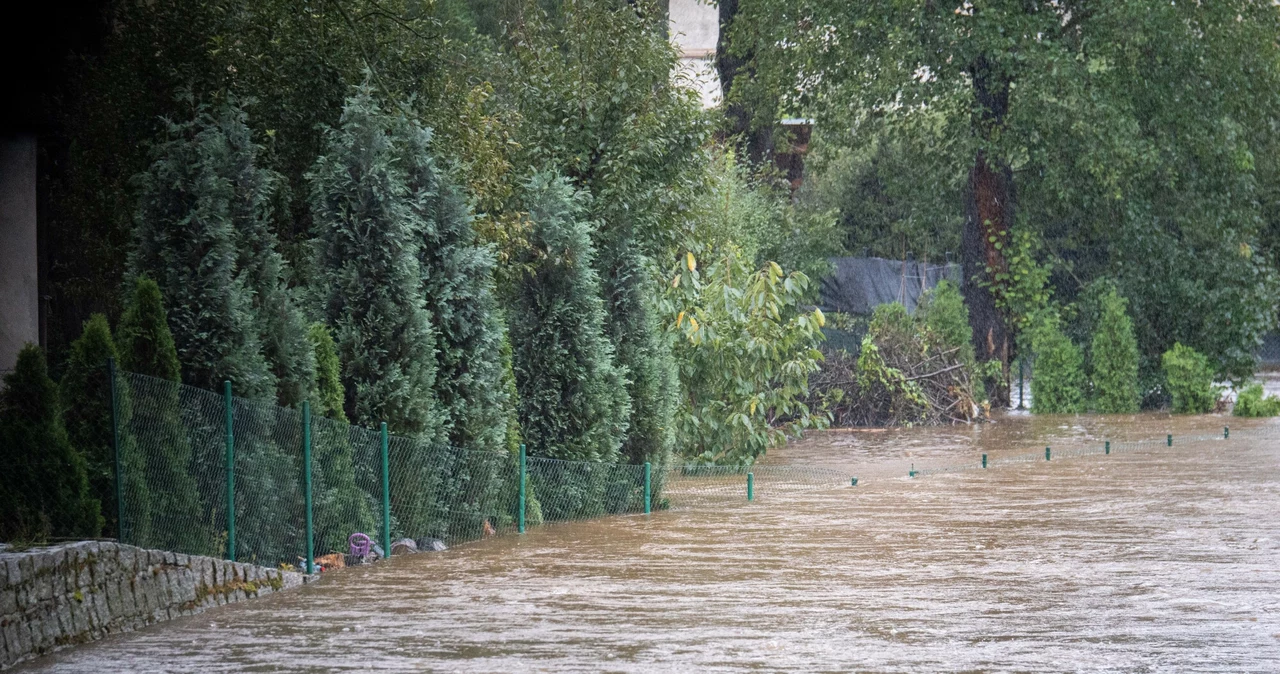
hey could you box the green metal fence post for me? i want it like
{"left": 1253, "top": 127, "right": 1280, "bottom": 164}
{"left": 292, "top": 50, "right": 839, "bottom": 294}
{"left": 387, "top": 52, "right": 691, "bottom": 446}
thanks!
{"left": 746, "top": 472, "right": 754, "bottom": 501}
{"left": 1045, "top": 446, "right": 1051, "bottom": 461}
{"left": 982, "top": 453, "right": 987, "bottom": 469}
{"left": 1224, "top": 426, "right": 1229, "bottom": 439}
{"left": 850, "top": 477, "right": 858, "bottom": 487}
{"left": 643, "top": 462, "right": 651, "bottom": 515}
{"left": 909, "top": 463, "right": 917, "bottom": 478}
{"left": 223, "top": 381, "right": 235, "bottom": 561}
{"left": 302, "top": 400, "right": 314, "bottom": 575}
{"left": 1105, "top": 441, "right": 1110, "bottom": 455}
{"left": 380, "top": 422, "right": 391, "bottom": 559}
{"left": 108, "top": 358, "right": 125, "bottom": 544}
{"left": 518, "top": 444, "right": 527, "bottom": 533}
{"left": 1167, "top": 434, "right": 1172, "bottom": 447}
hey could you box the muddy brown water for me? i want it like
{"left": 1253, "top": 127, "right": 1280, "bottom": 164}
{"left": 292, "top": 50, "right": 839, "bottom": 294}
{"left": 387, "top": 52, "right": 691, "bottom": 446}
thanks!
{"left": 19, "top": 413, "right": 1280, "bottom": 672}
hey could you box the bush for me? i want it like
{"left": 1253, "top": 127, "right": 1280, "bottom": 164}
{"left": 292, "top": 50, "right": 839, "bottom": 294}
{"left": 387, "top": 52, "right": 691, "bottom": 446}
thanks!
{"left": 917, "top": 280, "right": 976, "bottom": 364}
{"left": 664, "top": 246, "right": 827, "bottom": 463}
{"left": 1089, "top": 288, "right": 1140, "bottom": 413}
{"left": 1232, "top": 382, "right": 1280, "bottom": 417}
{"left": 0, "top": 345, "right": 103, "bottom": 541}
{"left": 1162, "top": 343, "right": 1221, "bottom": 414}
{"left": 1030, "top": 312, "right": 1085, "bottom": 414}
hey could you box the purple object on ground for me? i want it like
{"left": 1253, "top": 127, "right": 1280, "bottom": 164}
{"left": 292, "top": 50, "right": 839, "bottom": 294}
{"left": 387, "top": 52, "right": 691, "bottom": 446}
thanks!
{"left": 349, "top": 533, "right": 371, "bottom": 556}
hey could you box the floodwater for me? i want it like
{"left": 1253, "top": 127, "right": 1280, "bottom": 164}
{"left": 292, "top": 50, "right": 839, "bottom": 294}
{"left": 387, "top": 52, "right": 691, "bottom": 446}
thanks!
{"left": 20, "top": 413, "right": 1280, "bottom": 672}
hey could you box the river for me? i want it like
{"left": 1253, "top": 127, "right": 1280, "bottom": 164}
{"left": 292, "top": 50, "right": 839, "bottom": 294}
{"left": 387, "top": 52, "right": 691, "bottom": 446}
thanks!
{"left": 18, "top": 413, "right": 1280, "bottom": 672}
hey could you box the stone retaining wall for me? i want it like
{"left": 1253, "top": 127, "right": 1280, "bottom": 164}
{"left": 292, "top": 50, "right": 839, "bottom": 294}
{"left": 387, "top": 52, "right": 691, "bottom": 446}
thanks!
{"left": 0, "top": 541, "right": 316, "bottom": 669}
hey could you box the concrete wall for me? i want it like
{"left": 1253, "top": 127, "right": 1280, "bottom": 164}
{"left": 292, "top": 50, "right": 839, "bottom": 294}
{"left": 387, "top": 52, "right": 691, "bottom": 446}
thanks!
{"left": 0, "top": 541, "right": 316, "bottom": 670}
{"left": 0, "top": 135, "right": 39, "bottom": 373}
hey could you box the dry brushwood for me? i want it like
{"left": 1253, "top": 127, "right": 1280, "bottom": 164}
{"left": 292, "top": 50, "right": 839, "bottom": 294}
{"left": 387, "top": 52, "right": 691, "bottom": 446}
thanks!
{"left": 810, "top": 309, "right": 987, "bottom": 427}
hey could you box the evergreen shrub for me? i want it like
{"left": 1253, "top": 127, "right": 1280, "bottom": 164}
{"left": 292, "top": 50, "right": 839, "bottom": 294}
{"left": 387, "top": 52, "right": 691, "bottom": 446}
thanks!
{"left": 1162, "top": 343, "right": 1221, "bottom": 414}
{"left": 116, "top": 276, "right": 211, "bottom": 553}
{"left": 308, "top": 324, "right": 347, "bottom": 423}
{"left": 509, "top": 172, "right": 630, "bottom": 467}
{"left": 309, "top": 83, "right": 441, "bottom": 439}
{"left": 0, "top": 345, "right": 102, "bottom": 541}
{"left": 1089, "top": 288, "right": 1140, "bottom": 413}
{"left": 1030, "top": 312, "right": 1086, "bottom": 414}
{"left": 59, "top": 314, "right": 151, "bottom": 539}
{"left": 130, "top": 100, "right": 276, "bottom": 399}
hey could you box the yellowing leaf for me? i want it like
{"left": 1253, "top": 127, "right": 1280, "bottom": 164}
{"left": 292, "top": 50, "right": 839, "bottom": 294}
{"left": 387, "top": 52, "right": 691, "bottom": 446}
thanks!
{"left": 689, "top": 316, "right": 699, "bottom": 331}
{"left": 686, "top": 251, "right": 697, "bottom": 272}
{"left": 814, "top": 308, "right": 825, "bottom": 327}
{"left": 672, "top": 273, "right": 681, "bottom": 287}
{"left": 749, "top": 399, "right": 758, "bottom": 415}
{"left": 676, "top": 310, "right": 685, "bottom": 326}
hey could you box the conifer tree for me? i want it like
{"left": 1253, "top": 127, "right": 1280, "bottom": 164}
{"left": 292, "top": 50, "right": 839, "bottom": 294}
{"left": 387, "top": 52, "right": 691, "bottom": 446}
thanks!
{"left": 309, "top": 84, "right": 442, "bottom": 439}
{"left": 1090, "top": 288, "right": 1141, "bottom": 413}
{"left": 509, "top": 173, "right": 630, "bottom": 463}
{"left": 310, "top": 85, "right": 444, "bottom": 538}
{"left": 304, "top": 322, "right": 373, "bottom": 552}
{"left": 308, "top": 324, "right": 347, "bottom": 423}
{"left": 58, "top": 314, "right": 151, "bottom": 540}
{"left": 400, "top": 121, "right": 509, "bottom": 453}
{"left": 599, "top": 234, "right": 678, "bottom": 472}
{"left": 117, "top": 276, "right": 182, "bottom": 382}
{"left": 219, "top": 102, "right": 316, "bottom": 407}
{"left": 130, "top": 99, "right": 276, "bottom": 399}
{"left": 116, "top": 276, "right": 211, "bottom": 553}
{"left": 0, "top": 345, "right": 102, "bottom": 540}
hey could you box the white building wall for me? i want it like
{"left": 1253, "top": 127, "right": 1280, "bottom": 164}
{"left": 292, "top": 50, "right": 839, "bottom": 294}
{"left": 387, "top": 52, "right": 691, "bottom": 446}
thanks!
{"left": 668, "top": 0, "right": 722, "bottom": 108}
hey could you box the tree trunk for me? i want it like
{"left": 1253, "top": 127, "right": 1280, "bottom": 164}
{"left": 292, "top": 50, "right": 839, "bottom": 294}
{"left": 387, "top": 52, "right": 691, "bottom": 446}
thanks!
{"left": 715, "top": 0, "right": 773, "bottom": 165}
{"left": 962, "top": 152, "right": 1013, "bottom": 408}
{"left": 963, "top": 54, "right": 1014, "bottom": 408}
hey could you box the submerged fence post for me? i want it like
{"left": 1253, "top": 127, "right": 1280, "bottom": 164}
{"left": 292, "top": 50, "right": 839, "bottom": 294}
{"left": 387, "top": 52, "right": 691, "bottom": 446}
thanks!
{"left": 518, "top": 444, "right": 527, "bottom": 533}
{"left": 982, "top": 453, "right": 987, "bottom": 469}
{"left": 909, "top": 463, "right": 917, "bottom": 478}
{"left": 223, "top": 381, "right": 235, "bottom": 561}
{"left": 746, "top": 472, "right": 754, "bottom": 501}
{"left": 302, "top": 401, "right": 314, "bottom": 575}
{"left": 1105, "top": 441, "right": 1110, "bottom": 455}
{"left": 1045, "top": 446, "right": 1051, "bottom": 461}
{"left": 1167, "top": 434, "right": 1172, "bottom": 447}
{"left": 108, "top": 358, "right": 125, "bottom": 544}
{"left": 643, "top": 461, "right": 651, "bottom": 514}
{"left": 1224, "top": 426, "right": 1229, "bottom": 439}
{"left": 380, "top": 422, "right": 391, "bottom": 559}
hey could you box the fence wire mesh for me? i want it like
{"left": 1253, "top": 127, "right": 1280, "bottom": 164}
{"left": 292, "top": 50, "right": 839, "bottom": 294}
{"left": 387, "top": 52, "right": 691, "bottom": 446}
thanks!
{"left": 114, "top": 371, "right": 848, "bottom": 568}
{"left": 114, "top": 370, "right": 1271, "bottom": 569}
{"left": 913, "top": 426, "right": 1277, "bottom": 478}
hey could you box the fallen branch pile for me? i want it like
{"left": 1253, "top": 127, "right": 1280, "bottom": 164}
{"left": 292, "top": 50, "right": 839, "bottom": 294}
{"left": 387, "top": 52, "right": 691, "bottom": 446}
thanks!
{"left": 809, "top": 305, "right": 988, "bottom": 427}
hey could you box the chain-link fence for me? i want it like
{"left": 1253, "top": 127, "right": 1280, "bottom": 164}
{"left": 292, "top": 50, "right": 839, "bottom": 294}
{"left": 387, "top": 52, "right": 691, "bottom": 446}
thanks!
{"left": 912, "top": 425, "right": 1274, "bottom": 478}
{"left": 112, "top": 368, "right": 849, "bottom": 570}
